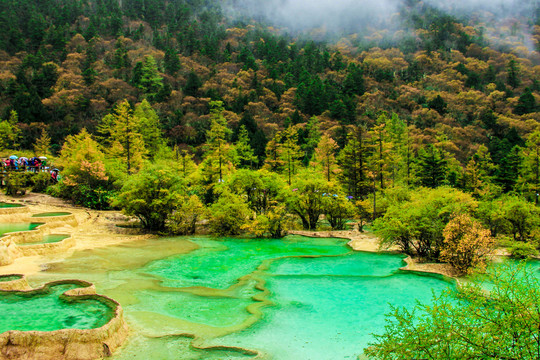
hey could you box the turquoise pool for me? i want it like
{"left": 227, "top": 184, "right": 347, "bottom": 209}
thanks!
{"left": 0, "top": 282, "right": 114, "bottom": 332}
{"left": 26, "top": 236, "right": 453, "bottom": 359}
{"left": 0, "top": 223, "right": 42, "bottom": 237}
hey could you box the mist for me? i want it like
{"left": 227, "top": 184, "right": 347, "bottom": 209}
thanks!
{"left": 426, "top": 0, "right": 535, "bottom": 17}
{"left": 225, "top": 0, "right": 538, "bottom": 38}
{"left": 226, "top": 0, "right": 401, "bottom": 35}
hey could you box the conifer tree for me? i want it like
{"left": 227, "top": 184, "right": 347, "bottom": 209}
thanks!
{"left": 416, "top": 144, "right": 448, "bottom": 188}
{"left": 514, "top": 88, "right": 537, "bottom": 115}
{"left": 311, "top": 134, "right": 339, "bottom": 182}
{"left": 338, "top": 126, "right": 371, "bottom": 199}
{"left": 133, "top": 99, "right": 165, "bottom": 157}
{"left": 385, "top": 113, "right": 410, "bottom": 186}
{"left": 235, "top": 125, "right": 257, "bottom": 169}
{"left": 279, "top": 126, "right": 303, "bottom": 185}
{"left": 164, "top": 48, "right": 181, "bottom": 76}
{"left": 369, "top": 115, "right": 392, "bottom": 190}
{"left": 34, "top": 128, "right": 51, "bottom": 156}
{"left": 496, "top": 145, "right": 522, "bottom": 193}
{"left": 462, "top": 145, "right": 497, "bottom": 198}
{"left": 507, "top": 58, "right": 520, "bottom": 89}
{"left": 98, "top": 100, "right": 146, "bottom": 175}
{"left": 135, "top": 55, "right": 163, "bottom": 101}
{"left": 522, "top": 130, "right": 540, "bottom": 204}
{"left": 301, "top": 116, "right": 322, "bottom": 165}
{"left": 184, "top": 70, "right": 202, "bottom": 97}
{"left": 263, "top": 135, "right": 283, "bottom": 172}
{"left": 174, "top": 147, "right": 197, "bottom": 179}
{"left": 203, "top": 100, "right": 236, "bottom": 183}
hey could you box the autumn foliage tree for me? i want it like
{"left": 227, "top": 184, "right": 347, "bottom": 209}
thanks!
{"left": 311, "top": 134, "right": 339, "bottom": 182}
{"left": 33, "top": 128, "right": 51, "bottom": 156}
{"left": 52, "top": 128, "right": 113, "bottom": 209}
{"left": 440, "top": 214, "right": 495, "bottom": 274}
{"left": 98, "top": 100, "right": 147, "bottom": 175}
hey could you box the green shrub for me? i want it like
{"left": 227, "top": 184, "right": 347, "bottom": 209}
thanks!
{"left": 113, "top": 163, "right": 184, "bottom": 231}
{"left": 208, "top": 192, "right": 250, "bottom": 236}
{"left": 365, "top": 263, "right": 540, "bottom": 359}
{"left": 5, "top": 172, "right": 32, "bottom": 196}
{"left": 509, "top": 242, "right": 539, "bottom": 260}
{"left": 243, "top": 205, "right": 290, "bottom": 238}
{"left": 166, "top": 195, "right": 206, "bottom": 235}
{"left": 31, "top": 172, "right": 52, "bottom": 193}
{"left": 48, "top": 182, "right": 114, "bottom": 210}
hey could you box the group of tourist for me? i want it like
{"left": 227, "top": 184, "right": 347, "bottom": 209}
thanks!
{"left": 1, "top": 156, "right": 59, "bottom": 182}
{"left": 2, "top": 156, "right": 46, "bottom": 171}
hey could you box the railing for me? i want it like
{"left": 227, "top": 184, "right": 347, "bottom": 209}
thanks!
{"left": 0, "top": 167, "right": 52, "bottom": 187}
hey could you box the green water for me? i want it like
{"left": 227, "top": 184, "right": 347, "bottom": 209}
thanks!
{"left": 27, "top": 236, "right": 453, "bottom": 359}
{"left": 215, "top": 254, "right": 450, "bottom": 359}
{"left": 21, "top": 234, "right": 70, "bottom": 245}
{"left": 0, "top": 202, "right": 23, "bottom": 208}
{"left": 0, "top": 275, "right": 22, "bottom": 282}
{"left": 0, "top": 223, "right": 42, "bottom": 237}
{"left": 31, "top": 212, "right": 71, "bottom": 217}
{"left": 0, "top": 282, "right": 114, "bottom": 332}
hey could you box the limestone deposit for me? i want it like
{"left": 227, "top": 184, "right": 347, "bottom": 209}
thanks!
{"left": 0, "top": 194, "right": 144, "bottom": 360}
{"left": 0, "top": 278, "right": 128, "bottom": 360}
{"left": 0, "top": 274, "right": 30, "bottom": 291}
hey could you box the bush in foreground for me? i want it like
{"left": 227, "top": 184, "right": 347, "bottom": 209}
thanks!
{"left": 365, "top": 263, "right": 540, "bottom": 359}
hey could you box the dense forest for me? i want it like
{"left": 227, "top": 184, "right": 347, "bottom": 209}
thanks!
{"left": 2, "top": 0, "right": 540, "bottom": 253}
{"left": 1, "top": 0, "right": 538, "bottom": 163}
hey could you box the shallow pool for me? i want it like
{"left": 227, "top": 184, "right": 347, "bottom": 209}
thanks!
{"left": 27, "top": 236, "right": 453, "bottom": 359}
{"left": 31, "top": 212, "right": 71, "bottom": 217}
{"left": 0, "top": 274, "right": 22, "bottom": 282}
{"left": 0, "top": 282, "right": 114, "bottom": 332}
{"left": 0, "top": 223, "right": 42, "bottom": 237}
{"left": 20, "top": 234, "right": 70, "bottom": 246}
{"left": 0, "top": 202, "right": 23, "bottom": 208}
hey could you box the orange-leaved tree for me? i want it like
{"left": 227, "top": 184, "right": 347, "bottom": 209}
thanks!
{"left": 440, "top": 213, "right": 495, "bottom": 275}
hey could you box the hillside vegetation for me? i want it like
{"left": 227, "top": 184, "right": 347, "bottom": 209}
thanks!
{"left": 2, "top": 0, "right": 540, "bottom": 269}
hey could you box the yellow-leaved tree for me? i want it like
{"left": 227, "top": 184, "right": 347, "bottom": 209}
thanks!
{"left": 440, "top": 213, "right": 495, "bottom": 275}
{"left": 98, "top": 100, "right": 147, "bottom": 175}
{"left": 33, "top": 129, "right": 51, "bottom": 156}
{"left": 311, "top": 134, "right": 339, "bottom": 182}
{"left": 53, "top": 128, "right": 114, "bottom": 209}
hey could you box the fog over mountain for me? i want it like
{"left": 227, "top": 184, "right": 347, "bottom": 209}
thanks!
{"left": 226, "top": 0, "right": 400, "bottom": 33}
{"left": 226, "top": 0, "right": 538, "bottom": 36}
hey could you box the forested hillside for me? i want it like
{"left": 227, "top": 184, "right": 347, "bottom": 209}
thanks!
{"left": 4, "top": 3, "right": 540, "bottom": 357}
{"left": 2, "top": 0, "right": 540, "bottom": 203}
